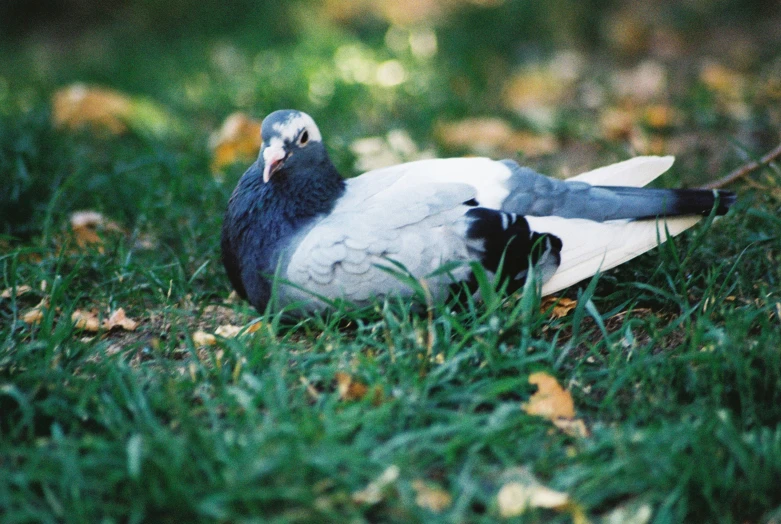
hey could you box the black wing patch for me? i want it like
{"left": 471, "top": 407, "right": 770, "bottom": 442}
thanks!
{"left": 463, "top": 207, "right": 562, "bottom": 293}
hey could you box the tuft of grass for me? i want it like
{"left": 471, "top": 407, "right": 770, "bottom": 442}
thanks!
{"left": 3, "top": 1, "right": 781, "bottom": 521}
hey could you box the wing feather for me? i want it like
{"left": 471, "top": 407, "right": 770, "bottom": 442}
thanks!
{"left": 284, "top": 181, "right": 477, "bottom": 308}
{"left": 567, "top": 155, "right": 674, "bottom": 187}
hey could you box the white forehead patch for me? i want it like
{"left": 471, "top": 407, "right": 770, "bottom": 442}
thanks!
{"left": 271, "top": 112, "right": 322, "bottom": 143}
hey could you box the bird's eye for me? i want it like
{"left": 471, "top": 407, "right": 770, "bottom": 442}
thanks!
{"left": 299, "top": 130, "right": 309, "bottom": 145}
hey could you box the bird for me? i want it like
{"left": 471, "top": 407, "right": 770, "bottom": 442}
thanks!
{"left": 221, "top": 109, "right": 735, "bottom": 314}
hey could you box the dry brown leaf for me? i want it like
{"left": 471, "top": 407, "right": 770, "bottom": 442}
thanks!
{"left": 192, "top": 331, "right": 217, "bottom": 346}
{"left": 23, "top": 307, "right": 44, "bottom": 325}
{"left": 209, "top": 112, "right": 262, "bottom": 173}
{"left": 352, "top": 465, "right": 400, "bottom": 505}
{"left": 604, "top": 10, "right": 650, "bottom": 57}
{"left": 541, "top": 296, "right": 578, "bottom": 320}
{"left": 69, "top": 211, "right": 124, "bottom": 250}
{"left": 103, "top": 308, "right": 138, "bottom": 331}
{"left": 522, "top": 372, "right": 575, "bottom": 420}
{"left": 611, "top": 61, "right": 666, "bottom": 102}
{"left": 502, "top": 68, "right": 568, "bottom": 114}
{"left": 52, "top": 84, "right": 134, "bottom": 134}
{"left": 642, "top": 104, "right": 680, "bottom": 130}
{"left": 215, "top": 324, "right": 242, "bottom": 338}
{"left": 52, "top": 83, "right": 174, "bottom": 137}
{"left": 700, "top": 62, "right": 744, "bottom": 99}
{"left": 497, "top": 481, "right": 570, "bottom": 517}
{"left": 412, "top": 479, "right": 452, "bottom": 512}
{"left": 600, "top": 106, "right": 637, "bottom": 141}
{"left": 215, "top": 321, "right": 261, "bottom": 338}
{"left": 436, "top": 118, "right": 556, "bottom": 156}
{"left": 72, "top": 309, "right": 100, "bottom": 332}
{"left": 602, "top": 500, "right": 652, "bottom": 524}
{"left": 245, "top": 321, "right": 262, "bottom": 334}
{"left": 552, "top": 418, "right": 590, "bottom": 438}
{"left": 1, "top": 285, "right": 32, "bottom": 299}
{"left": 335, "top": 371, "right": 369, "bottom": 401}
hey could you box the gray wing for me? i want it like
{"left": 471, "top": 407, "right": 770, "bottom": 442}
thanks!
{"left": 284, "top": 181, "right": 478, "bottom": 308}
{"left": 499, "top": 159, "right": 718, "bottom": 221}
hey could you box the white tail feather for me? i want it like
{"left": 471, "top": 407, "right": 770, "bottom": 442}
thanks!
{"left": 538, "top": 155, "right": 704, "bottom": 295}
{"left": 568, "top": 155, "right": 675, "bottom": 187}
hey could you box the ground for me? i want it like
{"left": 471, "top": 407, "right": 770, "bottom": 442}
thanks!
{"left": 2, "top": 1, "right": 781, "bottom": 522}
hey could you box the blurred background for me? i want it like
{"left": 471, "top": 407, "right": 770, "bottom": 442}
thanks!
{"left": 1, "top": 0, "right": 780, "bottom": 241}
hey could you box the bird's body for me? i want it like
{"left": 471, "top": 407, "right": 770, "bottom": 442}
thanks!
{"left": 221, "top": 110, "right": 735, "bottom": 313}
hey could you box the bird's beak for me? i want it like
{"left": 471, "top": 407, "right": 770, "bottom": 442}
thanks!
{"left": 262, "top": 143, "right": 287, "bottom": 183}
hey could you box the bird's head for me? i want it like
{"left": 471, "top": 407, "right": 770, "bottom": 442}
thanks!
{"left": 259, "top": 110, "right": 325, "bottom": 184}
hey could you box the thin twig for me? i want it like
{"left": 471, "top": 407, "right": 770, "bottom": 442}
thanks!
{"left": 700, "top": 142, "right": 781, "bottom": 190}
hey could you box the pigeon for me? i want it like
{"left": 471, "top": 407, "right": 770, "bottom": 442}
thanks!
{"left": 221, "top": 109, "right": 735, "bottom": 313}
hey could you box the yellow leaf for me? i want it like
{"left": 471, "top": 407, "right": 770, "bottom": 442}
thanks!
{"left": 700, "top": 62, "right": 744, "bottom": 99}
{"left": 522, "top": 372, "right": 575, "bottom": 420}
{"left": 1, "top": 285, "right": 32, "bottom": 299}
{"left": 642, "top": 104, "right": 680, "bottom": 130}
{"left": 23, "top": 307, "right": 44, "bottom": 325}
{"left": 553, "top": 418, "right": 590, "bottom": 438}
{"left": 245, "top": 321, "right": 262, "bottom": 334}
{"left": 502, "top": 68, "right": 568, "bottom": 114}
{"left": 412, "top": 479, "right": 452, "bottom": 512}
{"left": 352, "top": 465, "right": 400, "bottom": 505}
{"left": 541, "top": 296, "right": 578, "bottom": 319}
{"left": 69, "top": 211, "right": 125, "bottom": 251}
{"left": 52, "top": 84, "right": 176, "bottom": 137}
{"left": 436, "top": 118, "right": 556, "bottom": 157}
{"left": 215, "top": 324, "right": 242, "bottom": 338}
{"left": 602, "top": 500, "right": 652, "bottom": 524}
{"left": 103, "top": 308, "right": 138, "bottom": 331}
{"left": 497, "top": 481, "right": 570, "bottom": 517}
{"left": 52, "top": 84, "right": 133, "bottom": 134}
{"left": 600, "top": 106, "right": 636, "bottom": 141}
{"left": 335, "top": 371, "right": 369, "bottom": 401}
{"left": 209, "top": 112, "right": 262, "bottom": 173}
{"left": 72, "top": 309, "right": 100, "bottom": 332}
{"left": 215, "top": 321, "right": 261, "bottom": 338}
{"left": 192, "top": 331, "right": 217, "bottom": 346}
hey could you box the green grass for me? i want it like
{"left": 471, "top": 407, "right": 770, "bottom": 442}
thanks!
{"left": 3, "top": 1, "right": 781, "bottom": 522}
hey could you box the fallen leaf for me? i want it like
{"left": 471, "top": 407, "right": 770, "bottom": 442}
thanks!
{"left": 1, "top": 285, "right": 32, "bottom": 299}
{"left": 642, "top": 104, "right": 681, "bottom": 130}
{"left": 602, "top": 500, "right": 652, "bottom": 524}
{"left": 502, "top": 68, "right": 569, "bottom": 116}
{"left": 52, "top": 84, "right": 176, "bottom": 137}
{"left": 53, "top": 84, "right": 133, "bottom": 134}
{"left": 23, "top": 307, "right": 44, "bottom": 325}
{"left": 209, "top": 112, "right": 262, "bottom": 173}
{"left": 245, "top": 321, "right": 262, "bottom": 334}
{"left": 412, "top": 479, "right": 452, "bottom": 512}
{"left": 604, "top": 10, "right": 650, "bottom": 57}
{"left": 72, "top": 309, "right": 100, "bottom": 332}
{"left": 541, "top": 296, "right": 578, "bottom": 319}
{"left": 436, "top": 118, "right": 556, "bottom": 157}
{"left": 497, "top": 481, "right": 570, "bottom": 517}
{"left": 192, "top": 331, "right": 217, "bottom": 346}
{"left": 335, "top": 371, "right": 369, "bottom": 401}
{"left": 352, "top": 465, "right": 400, "bottom": 505}
{"left": 611, "top": 60, "right": 666, "bottom": 102}
{"left": 522, "top": 372, "right": 575, "bottom": 419}
{"left": 215, "top": 324, "right": 242, "bottom": 338}
{"left": 600, "top": 106, "right": 637, "bottom": 141}
{"left": 103, "top": 308, "right": 138, "bottom": 331}
{"left": 700, "top": 61, "right": 744, "bottom": 99}
{"left": 215, "top": 321, "right": 261, "bottom": 338}
{"left": 69, "top": 211, "right": 125, "bottom": 251}
{"left": 552, "top": 418, "right": 590, "bottom": 438}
